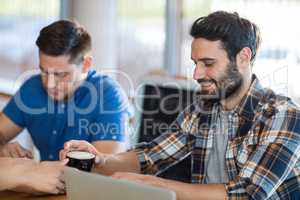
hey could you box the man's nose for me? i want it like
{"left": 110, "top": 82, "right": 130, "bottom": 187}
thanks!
{"left": 47, "top": 74, "right": 57, "bottom": 89}
{"left": 193, "top": 64, "right": 205, "bottom": 80}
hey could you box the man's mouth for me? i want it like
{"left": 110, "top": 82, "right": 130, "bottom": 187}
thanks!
{"left": 201, "top": 81, "right": 214, "bottom": 87}
{"left": 47, "top": 89, "right": 59, "bottom": 97}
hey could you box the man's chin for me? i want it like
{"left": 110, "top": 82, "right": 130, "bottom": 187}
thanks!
{"left": 197, "top": 89, "right": 238, "bottom": 105}
{"left": 200, "top": 96, "right": 220, "bottom": 104}
{"left": 48, "top": 94, "right": 66, "bottom": 102}
{"left": 196, "top": 92, "right": 219, "bottom": 103}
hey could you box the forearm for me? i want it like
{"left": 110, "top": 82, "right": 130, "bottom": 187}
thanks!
{"left": 158, "top": 178, "right": 227, "bottom": 200}
{"left": 0, "top": 175, "right": 20, "bottom": 191}
{"left": 0, "top": 131, "right": 9, "bottom": 146}
{"left": 0, "top": 112, "right": 23, "bottom": 146}
{"left": 92, "top": 141, "right": 126, "bottom": 154}
{"left": 93, "top": 151, "right": 141, "bottom": 175}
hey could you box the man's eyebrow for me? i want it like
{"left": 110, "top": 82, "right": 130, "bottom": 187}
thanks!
{"left": 198, "top": 58, "right": 216, "bottom": 62}
{"left": 39, "top": 66, "right": 69, "bottom": 75}
{"left": 191, "top": 57, "right": 216, "bottom": 63}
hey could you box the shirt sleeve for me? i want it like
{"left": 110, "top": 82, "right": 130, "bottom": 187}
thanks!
{"left": 2, "top": 87, "right": 27, "bottom": 128}
{"left": 134, "top": 106, "right": 196, "bottom": 175}
{"left": 91, "top": 77, "right": 129, "bottom": 142}
{"left": 225, "top": 108, "right": 300, "bottom": 200}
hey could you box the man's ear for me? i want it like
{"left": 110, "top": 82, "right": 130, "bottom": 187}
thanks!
{"left": 82, "top": 55, "right": 93, "bottom": 73}
{"left": 236, "top": 47, "right": 252, "bottom": 67}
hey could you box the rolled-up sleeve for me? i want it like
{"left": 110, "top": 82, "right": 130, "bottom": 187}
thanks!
{"left": 134, "top": 130, "right": 195, "bottom": 175}
{"left": 134, "top": 104, "right": 198, "bottom": 175}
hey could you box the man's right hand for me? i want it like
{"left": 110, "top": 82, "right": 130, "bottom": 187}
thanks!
{"left": 0, "top": 142, "right": 33, "bottom": 158}
{"left": 12, "top": 159, "right": 69, "bottom": 195}
{"left": 59, "top": 140, "right": 140, "bottom": 176}
{"left": 59, "top": 140, "right": 101, "bottom": 161}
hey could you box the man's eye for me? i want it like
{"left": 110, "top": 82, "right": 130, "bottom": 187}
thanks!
{"left": 205, "top": 63, "right": 214, "bottom": 67}
{"left": 56, "top": 73, "right": 69, "bottom": 78}
{"left": 41, "top": 71, "right": 48, "bottom": 76}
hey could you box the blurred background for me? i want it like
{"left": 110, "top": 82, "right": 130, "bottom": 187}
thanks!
{"left": 0, "top": 0, "right": 299, "bottom": 161}
{"left": 1, "top": 0, "right": 300, "bottom": 98}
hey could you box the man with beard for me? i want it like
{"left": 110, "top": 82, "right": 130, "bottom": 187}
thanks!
{"left": 60, "top": 11, "right": 300, "bottom": 200}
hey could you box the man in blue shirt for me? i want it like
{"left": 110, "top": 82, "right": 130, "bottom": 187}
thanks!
{"left": 0, "top": 20, "right": 128, "bottom": 161}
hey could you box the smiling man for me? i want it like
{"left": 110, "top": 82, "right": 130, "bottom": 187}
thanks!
{"left": 61, "top": 11, "right": 300, "bottom": 200}
{"left": 0, "top": 20, "right": 128, "bottom": 161}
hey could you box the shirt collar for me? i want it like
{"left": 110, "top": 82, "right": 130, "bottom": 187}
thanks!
{"left": 235, "top": 74, "right": 265, "bottom": 121}
{"left": 73, "top": 70, "right": 97, "bottom": 101}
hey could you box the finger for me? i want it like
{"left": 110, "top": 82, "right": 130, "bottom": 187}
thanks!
{"left": 58, "top": 188, "right": 66, "bottom": 195}
{"left": 24, "top": 149, "right": 33, "bottom": 159}
{"left": 14, "top": 144, "right": 26, "bottom": 157}
{"left": 8, "top": 143, "right": 27, "bottom": 158}
{"left": 8, "top": 148, "right": 20, "bottom": 158}
{"left": 64, "top": 140, "right": 82, "bottom": 149}
{"left": 64, "top": 140, "right": 91, "bottom": 152}
{"left": 60, "top": 158, "right": 69, "bottom": 166}
{"left": 59, "top": 149, "right": 69, "bottom": 160}
{"left": 94, "top": 156, "right": 102, "bottom": 164}
{"left": 59, "top": 175, "right": 65, "bottom": 185}
{"left": 56, "top": 180, "right": 66, "bottom": 192}
{"left": 87, "top": 146, "right": 99, "bottom": 155}
{"left": 94, "top": 153, "right": 108, "bottom": 165}
{"left": 55, "top": 177, "right": 66, "bottom": 194}
{"left": 43, "top": 183, "right": 61, "bottom": 195}
{"left": 16, "top": 145, "right": 33, "bottom": 159}
{"left": 49, "top": 187, "right": 60, "bottom": 195}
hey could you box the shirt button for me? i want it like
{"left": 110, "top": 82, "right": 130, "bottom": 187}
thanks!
{"left": 49, "top": 154, "right": 54, "bottom": 160}
{"left": 53, "top": 130, "right": 57, "bottom": 135}
{"left": 61, "top": 104, "right": 65, "bottom": 109}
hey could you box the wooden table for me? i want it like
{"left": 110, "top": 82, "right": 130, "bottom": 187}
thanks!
{"left": 0, "top": 191, "right": 66, "bottom": 200}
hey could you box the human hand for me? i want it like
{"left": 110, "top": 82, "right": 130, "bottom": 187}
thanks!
{"left": 59, "top": 140, "right": 101, "bottom": 161}
{"left": 0, "top": 142, "right": 33, "bottom": 158}
{"left": 12, "top": 159, "right": 69, "bottom": 195}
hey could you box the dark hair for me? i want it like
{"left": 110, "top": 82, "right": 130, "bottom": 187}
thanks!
{"left": 36, "top": 20, "right": 91, "bottom": 64}
{"left": 190, "top": 11, "right": 261, "bottom": 64}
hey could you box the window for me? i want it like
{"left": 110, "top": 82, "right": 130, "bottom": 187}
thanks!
{"left": 181, "top": 0, "right": 213, "bottom": 78}
{"left": 117, "top": 0, "right": 166, "bottom": 89}
{"left": 0, "top": 0, "right": 61, "bottom": 94}
{"left": 181, "top": 0, "right": 300, "bottom": 104}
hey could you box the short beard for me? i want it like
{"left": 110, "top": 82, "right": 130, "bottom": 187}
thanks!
{"left": 196, "top": 61, "right": 243, "bottom": 104}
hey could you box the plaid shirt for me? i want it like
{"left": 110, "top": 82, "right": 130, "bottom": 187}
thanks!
{"left": 135, "top": 75, "right": 300, "bottom": 200}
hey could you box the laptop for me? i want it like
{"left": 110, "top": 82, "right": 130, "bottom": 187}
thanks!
{"left": 64, "top": 167, "right": 176, "bottom": 200}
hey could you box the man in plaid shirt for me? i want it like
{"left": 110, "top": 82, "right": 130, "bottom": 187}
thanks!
{"left": 60, "top": 11, "right": 300, "bottom": 200}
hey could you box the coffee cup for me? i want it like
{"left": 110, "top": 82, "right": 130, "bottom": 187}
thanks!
{"left": 66, "top": 151, "right": 95, "bottom": 172}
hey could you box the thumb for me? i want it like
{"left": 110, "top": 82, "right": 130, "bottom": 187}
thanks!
{"left": 94, "top": 154, "right": 108, "bottom": 165}
{"left": 61, "top": 158, "right": 69, "bottom": 165}
{"left": 64, "top": 142, "right": 71, "bottom": 149}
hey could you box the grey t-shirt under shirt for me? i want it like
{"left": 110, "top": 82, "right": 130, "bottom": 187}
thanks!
{"left": 205, "top": 108, "right": 236, "bottom": 183}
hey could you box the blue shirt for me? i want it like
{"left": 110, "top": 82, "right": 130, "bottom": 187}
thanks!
{"left": 3, "top": 70, "right": 128, "bottom": 161}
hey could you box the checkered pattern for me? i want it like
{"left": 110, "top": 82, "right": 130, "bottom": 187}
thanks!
{"left": 135, "top": 75, "right": 300, "bottom": 199}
